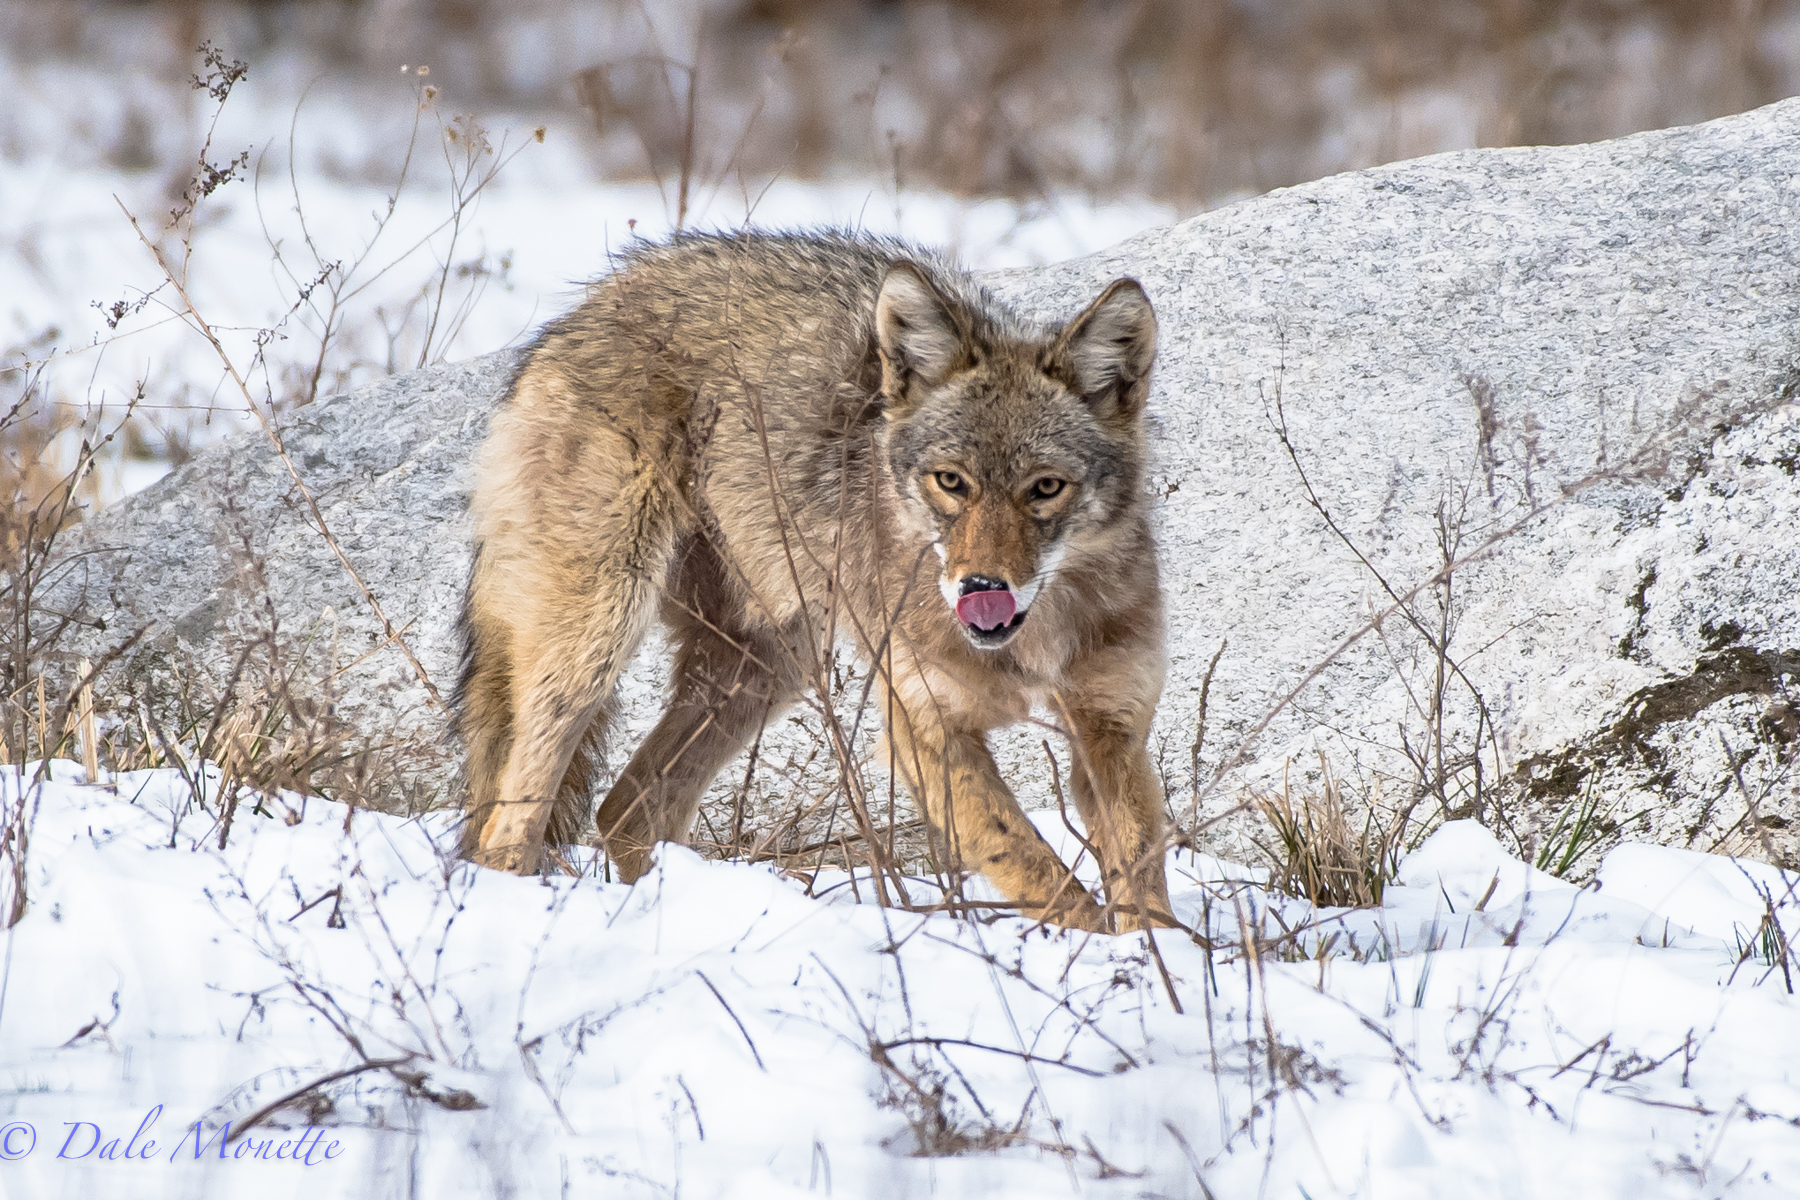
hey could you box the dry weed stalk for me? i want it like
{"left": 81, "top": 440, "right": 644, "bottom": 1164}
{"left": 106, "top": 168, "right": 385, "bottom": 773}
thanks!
{"left": 82, "top": 47, "right": 543, "bottom": 821}
{"left": 262, "top": 74, "right": 540, "bottom": 404}
{"left": 200, "top": 835, "right": 484, "bottom": 1142}
{"left": 108, "top": 45, "right": 544, "bottom": 725}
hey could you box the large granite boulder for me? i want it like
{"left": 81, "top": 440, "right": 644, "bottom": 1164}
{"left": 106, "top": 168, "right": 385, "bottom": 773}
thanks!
{"left": 60, "top": 98, "right": 1800, "bottom": 868}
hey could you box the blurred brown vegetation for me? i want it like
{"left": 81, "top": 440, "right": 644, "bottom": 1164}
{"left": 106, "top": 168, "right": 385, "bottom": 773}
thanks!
{"left": 9, "top": 0, "right": 1797, "bottom": 208}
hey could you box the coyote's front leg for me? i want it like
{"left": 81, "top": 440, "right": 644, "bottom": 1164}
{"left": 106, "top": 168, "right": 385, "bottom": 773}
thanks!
{"left": 885, "top": 692, "right": 1107, "bottom": 931}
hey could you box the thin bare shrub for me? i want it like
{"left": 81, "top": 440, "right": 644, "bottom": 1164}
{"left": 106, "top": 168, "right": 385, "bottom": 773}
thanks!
{"left": 104, "top": 46, "right": 551, "bottom": 792}
{"left": 0, "top": 354, "right": 149, "bottom": 925}
{"left": 261, "top": 76, "right": 544, "bottom": 409}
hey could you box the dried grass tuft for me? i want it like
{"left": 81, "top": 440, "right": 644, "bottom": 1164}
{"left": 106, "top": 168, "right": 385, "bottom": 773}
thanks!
{"left": 1254, "top": 755, "right": 1414, "bottom": 910}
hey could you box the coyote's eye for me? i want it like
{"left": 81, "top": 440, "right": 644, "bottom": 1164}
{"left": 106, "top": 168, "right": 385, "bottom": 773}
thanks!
{"left": 934, "top": 470, "right": 967, "bottom": 495}
{"left": 1029, "top": 477, "right": 1066, "bottom": 500}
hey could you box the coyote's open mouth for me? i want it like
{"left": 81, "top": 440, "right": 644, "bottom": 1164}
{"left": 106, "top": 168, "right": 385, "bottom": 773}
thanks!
{"left": 954, "top": 579, "right": 1027, "bottom": 647}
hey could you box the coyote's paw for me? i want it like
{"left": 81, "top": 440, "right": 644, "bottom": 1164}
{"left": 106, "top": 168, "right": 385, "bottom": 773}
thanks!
{"left": 1033, "top": 889, "right": 1179, "bottom": 935}
{"left": 471, "top": 838, "right": 545, "bottom": 875}
{"left": 1112, "top": 907, "right": 1180, "bottom": 935}
{"left": 1030, "top": 891, "right": 1110, "bottom": 934}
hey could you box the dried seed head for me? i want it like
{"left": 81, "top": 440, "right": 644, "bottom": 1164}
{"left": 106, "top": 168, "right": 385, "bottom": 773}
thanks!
{"left": 417, "top": 64, "right": 430, "bottom": 76}
{"left": 533, "top": 126, "right": 546, "bottom": 144}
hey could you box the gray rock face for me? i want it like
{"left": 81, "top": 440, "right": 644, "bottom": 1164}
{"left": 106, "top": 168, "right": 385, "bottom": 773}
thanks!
{"left": 56, "top": 354, "right": 521, "bottom": 797}
{"left": 63, "top": 99, "right": 1800, "bottom": 868}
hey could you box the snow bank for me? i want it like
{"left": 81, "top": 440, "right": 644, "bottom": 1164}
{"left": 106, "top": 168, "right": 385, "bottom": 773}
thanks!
{"left": 1, "top": 767, "right": 1796, "bottom": 1197}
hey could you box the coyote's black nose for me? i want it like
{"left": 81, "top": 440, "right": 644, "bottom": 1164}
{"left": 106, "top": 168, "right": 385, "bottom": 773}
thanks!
{"left": 958, "top": 575, "right": 1010, "bottom": 596}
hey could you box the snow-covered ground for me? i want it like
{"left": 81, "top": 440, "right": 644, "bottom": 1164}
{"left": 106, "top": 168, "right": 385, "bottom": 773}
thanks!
{"left": 2, "top": 765, "right": 1796, "bottom": 1198}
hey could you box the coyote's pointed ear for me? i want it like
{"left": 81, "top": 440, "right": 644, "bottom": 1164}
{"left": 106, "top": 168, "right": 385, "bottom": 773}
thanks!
{"left": 1053, "top": 278, "right": 1157, "bottom": 419}
{"left": 876, "top": 263, "right": 962, "bottom": 407}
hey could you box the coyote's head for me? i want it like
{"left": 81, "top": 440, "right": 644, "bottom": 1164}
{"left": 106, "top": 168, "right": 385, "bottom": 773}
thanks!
{"left": 874, "top": 262, "right": 1157, "bottom": 650}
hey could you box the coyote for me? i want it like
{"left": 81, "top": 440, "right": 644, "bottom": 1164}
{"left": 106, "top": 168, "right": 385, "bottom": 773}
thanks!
{"left": 457, "top": 230, "right": 1172, "bottom": 931}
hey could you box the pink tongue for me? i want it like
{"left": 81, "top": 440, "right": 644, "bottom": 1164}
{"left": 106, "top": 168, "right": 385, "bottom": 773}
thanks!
{"left": 956, "top": 589, "right": 1017, "bottom": 631}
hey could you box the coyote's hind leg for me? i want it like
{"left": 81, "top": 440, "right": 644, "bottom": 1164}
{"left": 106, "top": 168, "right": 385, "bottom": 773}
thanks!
{"left": 469, "top": 461, "right": 681, "bottom": 874}
{"left": 596, "top": 538, "right": 806, "bottom": 881}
